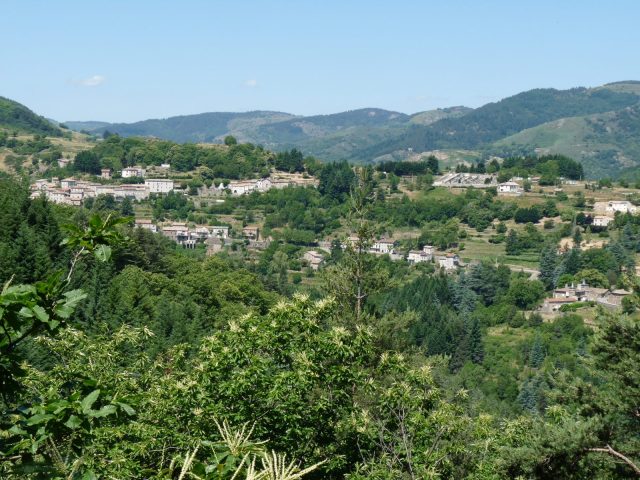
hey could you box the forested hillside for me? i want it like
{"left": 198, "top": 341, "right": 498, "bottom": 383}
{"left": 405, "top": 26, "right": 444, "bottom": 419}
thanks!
{"left": 496, "top": 103, "right": 640, "bottom": 178}
{"left": 1, "top": 166, "right": 639, "bottom": 478}
{"left": 0, "top": 97, "right": 62, "bottom": 136}
{"left": 83, "top": 111, "right": 296, "bottom": 143}
{"left": 61, "top": 83, "right": 640, "bottom": 178}
{"left": 355, "top": 87, "right": 640, "bottom": 161}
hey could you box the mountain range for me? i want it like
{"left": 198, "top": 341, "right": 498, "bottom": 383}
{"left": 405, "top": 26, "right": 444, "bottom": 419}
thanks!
{"left": 3, "top": 82, "right": 640, "bottom": 178}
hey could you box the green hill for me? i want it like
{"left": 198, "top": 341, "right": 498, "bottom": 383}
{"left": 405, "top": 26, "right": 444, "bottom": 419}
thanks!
{"left": 61, "top": 81, "right": 640, "bottom": 177}
{"left": 352, "top": 86, "right": 640, "bottom": 162}
{"left": 0, "top": 96, "right": 62, "bottom": 136}
{"left": 64, "top": 120, "right": 111, "bottom": 132}
{"left": 84, "top": 111, "right": 296, "bottom": 143}
{"left": 494, "top": 103, "right": 640, "bottom": 178}
{"left": 70, "top": 107, "right": 468, "bottom": 161}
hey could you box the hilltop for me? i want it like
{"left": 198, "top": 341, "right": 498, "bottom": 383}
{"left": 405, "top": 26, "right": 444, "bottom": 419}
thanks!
{"left": 356, "top": 85, "right": 640, "bottom": 162}
{"left": 0, "top": 96, "right": 62, "bottom": 136}
{"left": 494, "top": 103, "right": 640, "bottom": 178}
{"left": 62, "top": 82, "right": 640, "bottom": 178}
{"left": 74, "top": 111, "right": 297, "bottom": 143}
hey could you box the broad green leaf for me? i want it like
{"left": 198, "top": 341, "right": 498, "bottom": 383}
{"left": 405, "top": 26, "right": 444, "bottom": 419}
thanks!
{"left": 89, "top": 404, "right": 117, "bottom": 418}
{"left": 64, "top": 414, "right": 82, "bottom": 429}
{"left": 81, "top": 389, "right": 100, "bottom": 413}
{"left": 31, "top": 305, "right": 49, "bottom": 323}
{"left": 115, "top": 401, "right": 135, "bottom": 416}
{"left": 26, "top": 413, "right": 54, "bottom": 426}
{"left": 94, "top": 244, "right": 112, "bottom": 262}
{"left": 8, "top": 424, "right": 27, "bottom": 435}
{"left": 82, "top": 469, "right": 98, "bottom": 480}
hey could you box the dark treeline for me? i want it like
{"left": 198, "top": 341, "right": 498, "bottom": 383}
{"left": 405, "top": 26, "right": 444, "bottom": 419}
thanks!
{"left": 375, "top": 155, "right": 440, "bottom": 176}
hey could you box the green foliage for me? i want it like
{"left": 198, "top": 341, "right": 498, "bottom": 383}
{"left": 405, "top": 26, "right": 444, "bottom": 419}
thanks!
{"left": 507, "top": 278, "right": 545, "bottom": 309}
{"left": 0, "top": 97, "right": 62, "bottom": 136}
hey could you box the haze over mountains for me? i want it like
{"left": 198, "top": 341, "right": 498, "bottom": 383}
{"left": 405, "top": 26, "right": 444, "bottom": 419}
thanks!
{"left": 3, "top": 82, "right": 640, "bottom": 178}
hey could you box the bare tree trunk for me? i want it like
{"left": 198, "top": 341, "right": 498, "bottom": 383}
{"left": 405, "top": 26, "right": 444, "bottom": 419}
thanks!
{"left": 587, "top": 445, "right": 640, "bottom": 476}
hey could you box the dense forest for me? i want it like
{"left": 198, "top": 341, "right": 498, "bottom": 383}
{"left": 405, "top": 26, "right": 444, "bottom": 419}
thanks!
{"left": 354, "top": 87, "right": 640, "bottom": 160}
{"left": 0, "top": 97, "right": 63, "bottom": 137}
{"left": 0, "top": 170, "right": 638, "bottom": 479}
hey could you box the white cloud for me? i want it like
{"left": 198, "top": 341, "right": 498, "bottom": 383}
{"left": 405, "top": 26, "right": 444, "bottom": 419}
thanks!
{"left": 244, "top": 79, "right": 258, "bottom": 88}
{"left": 77, "top": 75, "right": 106, "bottom": 87}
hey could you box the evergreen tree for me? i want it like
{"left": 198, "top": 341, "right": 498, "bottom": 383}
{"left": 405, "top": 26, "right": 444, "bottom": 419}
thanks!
{"left": 453, "top": 273, "right": 479, "bottom": 314}
{"left": 539, "top": 243, "right": 559, "bottom": 290}
{"left": 572, "top": 226, "right": 583, "bottom": 247}
{"left": 562, "top": 248, "right": 581, "bottom": 275}
{"left": 120, "top": 197, "right": 134, "bottom": 216}
{"left": 620, "top": 223, "right": 637, "bottom": 252}
{"left": 505, "top": 229, "right": 520, "bottom": 255}
{"left": 529, "top": 335, "right": 545, "bottom": 368}
{"left": 469, "top": 317, "right": 484, "bottom": 364}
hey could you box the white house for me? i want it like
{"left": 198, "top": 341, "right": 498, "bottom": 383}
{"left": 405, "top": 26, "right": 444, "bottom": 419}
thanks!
{"left": 592, "top": 216, "right": 613, "bottom": 227}
{"left": 122, "top": 166, "right": 145, "bottom": 178}
{"left": 436, "top": 253, "right": 460, "bottom": 271}
{"left": 606, "top": 201, "right": 637, "bottom": 215}
{"left": 422, "top": 245, "right": 435, "bottom": 256}
{"left": 47, "top": 189, "right": 70, "bottom": 205}
{"left": 145, "top": 179, "right": 174, "bottom": 194}
{"left": 69, "top": 187, "right": 85, "bottom": 206}
{"left": 135, "top": 218, "right": 157, "bottom": 233}
{"left": 229, "top": 181, "right": 257, "bottom": 195}
{"left": 101, "top": 169, "right": 112, "bottom": 180}
{"left": 256, "top": 178, "right": 273, "bottom": 192}
{"left": 60, "top": 177, "right": 77, "bottom": 189}
{"left": 497, "top": 181, "right": 523, "bottom": 195}
{"left": 211, "top": 226, "right": 229, "bottom": 239}
{"left": 303, "top": 250, "right": 324, "bottom": 270}
{"left": 407, "top": 250, "right": 431, "bottom": 264}
{"left": 373, "top": 238, "right": 395, "bottom": 254}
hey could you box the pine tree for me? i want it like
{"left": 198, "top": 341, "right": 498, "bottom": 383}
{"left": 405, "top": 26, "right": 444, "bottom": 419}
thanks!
{"left": 121, "top": 197, "right": 134, "bottom": 216}
{"left": 562, "top": 248, "right": 581, "bottom": 275}
{"left": 572, "top": 227, "right": 582, "bottom": 248}
{"left": 469, "top": 318, "right": 484, "bottom": 364}
{"left": 529, "top": 335, "right": 545, "bottom": 368}
{"left": 505, "top": 229, "right": 520, "bottom": 255}
{"left": 453, "top": 273, "right": 479, "bottom": 314}
{"left": 539, "top": 244, "right": 559, "bottom": 290}
{"left": 517, "top": 378, "right": 537, "bottom": 413}
{"left": 620, "top": 223, "right": 637, "bottom": 252}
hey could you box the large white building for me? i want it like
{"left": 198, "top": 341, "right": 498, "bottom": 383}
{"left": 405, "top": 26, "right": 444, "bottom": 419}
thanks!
{"left": 497, "top": 181, "right": 523, "bottom": 195}
{"left": 435, "top": 253, "right": 461, "bottom": 271}
{"left": 122, "top": 166, "right": 145, "bottom": 178}
{"left": 372, "top": 238, "right": 395, "bottom": 254}
{"left": 606, "top": 201, "right": 637, "bottom": 215}
{"left": 211, "top": 226, "right": 230, "bottom": 239}
{"left": 145, "top": 179, "right": 174, "bottom": 193}
{"left": 592, "top": 216, "right": 613, "bottom": 227}
{"left": 407, "top": 245, "right": 434, "bottom": 264}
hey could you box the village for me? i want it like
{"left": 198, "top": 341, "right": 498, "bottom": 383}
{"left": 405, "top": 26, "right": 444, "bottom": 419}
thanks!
{"left": 29, "top": 164, "right": 640, "bottom": 316}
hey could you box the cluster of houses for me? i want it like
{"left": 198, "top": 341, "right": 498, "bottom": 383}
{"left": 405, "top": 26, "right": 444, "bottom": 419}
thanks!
{"left": 337, "top": 237, "right": 461, "bottom": 271}
{"left": 135, "top": 219, "right": 269, "bottom": 254}
{"left": 197, "top": 175, "right": 318, "bottom": 197}
{"left": 300, "top": 242, "right": 460, "bottom": 273}
{"left": 541, "top": 280, "right": 632, "bottom": 313}
{"left": 31, "top": 177, "right": 175, "bottom": 205}
{"left": 134, "top": 219, "right": 230, "bottom": 248}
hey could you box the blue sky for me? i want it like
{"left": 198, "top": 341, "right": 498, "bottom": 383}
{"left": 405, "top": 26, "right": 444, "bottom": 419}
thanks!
{"left": 2, "top": 1, "right": 640, "bottom": 122}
